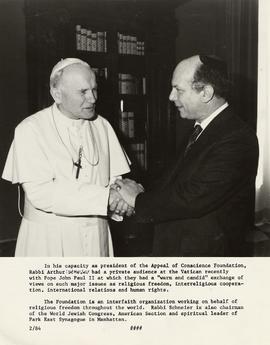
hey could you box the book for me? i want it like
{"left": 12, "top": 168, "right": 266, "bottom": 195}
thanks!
{"left": 86, "top": 30, "right": 92, "bottom": 51}
{"left": 117, "top": 32, "right": 145, "bottom": 56}
{"left": 119, "top": 112, "right": 129, "bottom": 137}
{"left": 122, "top": 35, "right": 127, "bottom": 54}
{"left": 97, "top": 32, "right": 103, "bottom": 52}
{"left": 104, "top": 32, "right": 107, "bottom": 52}
{"left": 81, "top": 28, "right": 87, "bottom": 51}
{"left": 142, "top": 77, "right": 146, "bottom": 95}
{"left": 76, "top": 25, "right": 107, "bottom": 53}
{"left": 130, "top": 142, "right": 146, "bottom": 169}
{"left": 92, "top": 67, "right": 108, "bottom": 80}
{"left": 76, "top": 25, "right": 81, "bottom": 50}
{"left": 91, "top": 32, "right": 97, "bottom": 52}
{"left": 127, "top": 112, "right": 135, "bottom": 138}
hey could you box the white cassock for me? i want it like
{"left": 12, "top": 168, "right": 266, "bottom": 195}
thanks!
{"left": 2, "top": 103, "right": 130, "bottom": 257}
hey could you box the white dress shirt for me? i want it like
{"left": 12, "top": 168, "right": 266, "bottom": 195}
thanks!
{"left": 195, "top": 102, "right": 229, "bottom": 139}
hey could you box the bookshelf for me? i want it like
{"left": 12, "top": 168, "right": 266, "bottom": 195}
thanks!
{"left": 25, "top": 0, "right": 178, "bottom": 256}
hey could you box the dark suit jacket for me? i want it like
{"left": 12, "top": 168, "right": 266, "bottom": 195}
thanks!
{"left": 135, "top": 107, "right": 259, "bottom": 256}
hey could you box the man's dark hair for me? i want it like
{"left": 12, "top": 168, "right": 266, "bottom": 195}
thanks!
{"left": 192, "top": 54, "right": 231, "bottom": 100}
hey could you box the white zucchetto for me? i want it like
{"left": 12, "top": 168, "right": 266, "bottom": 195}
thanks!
{"left": 50, "top": 58, "right": 90, "bottom": 81}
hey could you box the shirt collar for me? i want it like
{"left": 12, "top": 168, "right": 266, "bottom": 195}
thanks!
{"left": 52, "top": 103, "right": 85, "bottom": 130}
{"left": 195, "top": 102, "right": 229, "bottom": 130}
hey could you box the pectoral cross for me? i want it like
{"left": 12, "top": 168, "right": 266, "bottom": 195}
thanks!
{"left": 74, "top": 146, "right": 83, "bottom": 179}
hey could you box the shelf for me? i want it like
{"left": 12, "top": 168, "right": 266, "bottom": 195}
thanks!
{"left": 25, "top": 0, "right": 177, "bottom": 178}
{"left": 118, "top": 94, "right": 147, "bottom": 99}
{"left": 74, "top": 51, "right": 111, "bottom": 65}
{"left": 118, "top": 55, "right": 146, "bottom": 73}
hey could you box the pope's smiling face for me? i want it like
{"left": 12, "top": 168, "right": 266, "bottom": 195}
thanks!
{"left": 56, "top": 64, "right": 97, "bottom": 120}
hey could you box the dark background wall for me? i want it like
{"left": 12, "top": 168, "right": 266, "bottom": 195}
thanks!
{"left": 0, "top": 0, "right": 28, "bottom": 241}
{"left": 174, "top": 0, "right": 258, "bottom": 148}
{"left": 174, "top": 0, "right": 228, "bottom": 148}
{"left": 0, "top": 0, "right": 258, "bottom": 245}
{"left": 175, "top": 0, "right": 226, "bottom": 60}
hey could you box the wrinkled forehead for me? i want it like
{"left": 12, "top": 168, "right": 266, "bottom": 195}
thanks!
{"left": 172, "top": 61, "right": 196, "bottom": 85}
{"left": 172, "top": 56, "right": 202, "bottom": 86}
{"left": 61, "top": 64, "right": 96, "bottom": 85}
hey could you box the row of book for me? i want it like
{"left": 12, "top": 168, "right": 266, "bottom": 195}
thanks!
{"left": 76, "top": 25, "right": 107, "bottom": 52}
{"left": 118, "top": 74, "right": 146, "bottom": 95}
{"left": 92, "top": 67, "right": 108, "bottom": 80}
{"left": 130, "top": 143, "right": 147, "bottom": 170}
{"left": 117, "top": 33, "right": 145, "bottom": 55}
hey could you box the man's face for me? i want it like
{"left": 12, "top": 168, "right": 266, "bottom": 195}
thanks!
{"left": 169, "top": 61, "right": 202, "bottom": 121}
{"left": 57, "top": 64, "right": 97, "bottom": 120}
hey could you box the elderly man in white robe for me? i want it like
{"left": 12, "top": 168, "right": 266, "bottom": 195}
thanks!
{"left": 2, "top": 58, "right": 135, "bottom": 257}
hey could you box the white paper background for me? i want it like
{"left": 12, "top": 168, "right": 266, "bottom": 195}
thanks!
{"left": 0, "top": 258, "right": 269, "bottom": 345}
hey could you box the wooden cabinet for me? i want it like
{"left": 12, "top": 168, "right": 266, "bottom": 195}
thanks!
{"left": 25, "top": 0, "right": 178, "bottom": 256}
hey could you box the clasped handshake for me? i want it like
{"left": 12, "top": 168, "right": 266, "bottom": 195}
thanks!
{"left": 108, "top": 178, "right": 144, "bottom": 217}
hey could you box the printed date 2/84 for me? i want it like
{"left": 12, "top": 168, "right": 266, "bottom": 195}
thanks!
{"left": 29, "top": 325, "right": 41, "bottom": 331}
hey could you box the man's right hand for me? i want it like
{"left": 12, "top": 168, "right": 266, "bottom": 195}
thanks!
{"left": 109, "top": 188, "right": 134, "bottom": 217}
{"left": 112, "top": 178, "right": 144, "bottom": 208}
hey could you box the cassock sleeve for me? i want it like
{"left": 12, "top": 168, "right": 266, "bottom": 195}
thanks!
{"left": 2, "top": 120, "right": 110, "bottom": 216}
{"left": 104, "top": 119, "right": 131, "bottom": 221}
{"left": 105, "top": 119, "right": 131, "bottom": 179}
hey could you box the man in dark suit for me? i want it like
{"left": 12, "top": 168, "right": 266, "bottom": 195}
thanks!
{"left": 111, "top": 54, "right": 259, "bottom": 257}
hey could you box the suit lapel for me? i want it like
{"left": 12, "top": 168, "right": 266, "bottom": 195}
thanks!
{"left": 183, "top": 107, "right": 234, "bottom": 160}
{"left": 161, "top": 107, "right": 235, "bottom": 187}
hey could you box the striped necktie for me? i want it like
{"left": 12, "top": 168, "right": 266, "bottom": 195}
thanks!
{"left": 184, "top": 124, "right": 202, "bottom": 155}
